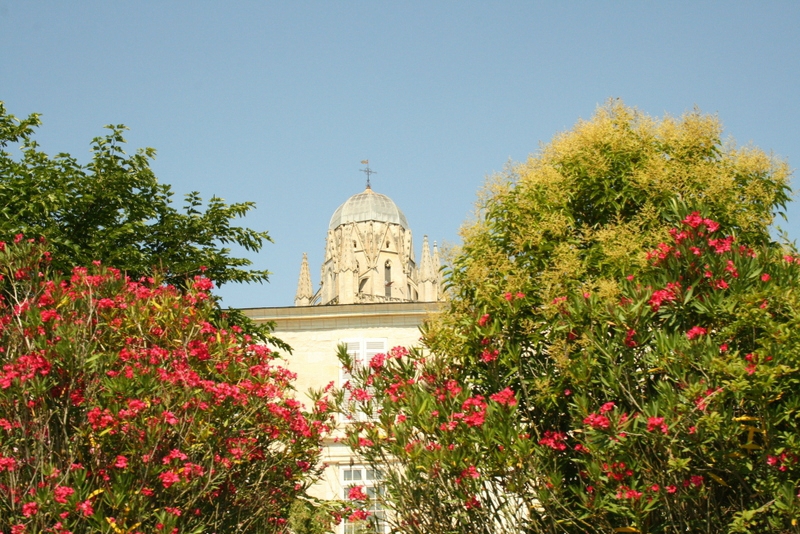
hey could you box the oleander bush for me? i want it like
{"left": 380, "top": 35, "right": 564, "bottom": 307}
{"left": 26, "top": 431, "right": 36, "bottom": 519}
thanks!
{"left": 335, "top": 102, "right": 799, "bottom": 533}
{"left": 0, "top": 237, "right": 333, "bottom": 533}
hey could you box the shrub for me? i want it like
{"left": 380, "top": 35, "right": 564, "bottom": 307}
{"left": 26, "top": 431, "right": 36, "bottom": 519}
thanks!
{"left": 0, "top": 237, "right": 333, "bottom": 533}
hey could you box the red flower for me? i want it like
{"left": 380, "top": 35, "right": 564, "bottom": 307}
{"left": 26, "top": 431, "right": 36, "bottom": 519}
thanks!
{"left": 480, "top": 349, "right": 499, "bottom": 363}
{"left": 489, "top": 387, "right": 517, "bottom": 407}
{"left": 54, "top": 485, "right": 75, "bottom": 504}
{"left": 357, "top": 437, "right": 374, "bottom": 448}
{"left": 22, "top": 501, "right": 38, "bottom": 517}
{"left": 649, "top": 287, "right": 677, "bottom": 311}
{"left": 539, "top": 430, "right": 568, "bottom": 451}
{"left": 348, "top": 485, "right": 368, "bottom": 500}
{"left": 624, "top": 329, "right": 637, "bottom": 347}
{"left": 599, "top": 402, "right": 615, "bottom": 414}
{"left": 646, "top": 416, "right": 668, "bottom": 434}
{"left": 114, "top": 455, "right": 128, "bottom": 469}
{"left": 584, "top": 413, "right": 611, "bottom": 430}
{"left": 462, "top": 395, "right": 488, "bottom": 427}
{"left": 464, "top": 495, "right": 481, "bottom": 509}
{"left": 159, "top": 470, "right": 181, "bottom": 489}
{"left": 478, "top": 314, "right": 490, "bottom": 326}
{"left": 162, "top": 411, "right": 178, "bottom": 425}
{"left": 348, "top": 509, "right": 371, "bottom": 522}
{"left": 369, "top": 353, "right": 385, "bottom": 370}
{"left": 192, "top": 276, "right": 213, "bottom": 291}
{"left": 686, "top": 326, "right": 707, "bottom": 340}
{"left": 77, "top": 499, "right": 94, "bottom": 516}
{"left": 682, "top": 212, "right": 704, "bottom": 228}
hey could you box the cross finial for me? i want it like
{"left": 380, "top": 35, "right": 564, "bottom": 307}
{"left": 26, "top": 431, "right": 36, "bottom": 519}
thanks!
{"left": 360, "top": 160, "right": 376, "bottom": 189}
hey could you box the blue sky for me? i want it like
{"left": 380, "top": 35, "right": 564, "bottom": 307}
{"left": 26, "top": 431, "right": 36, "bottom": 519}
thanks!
{"left": 2, "top": 2, "right": 799, "bottom": 308}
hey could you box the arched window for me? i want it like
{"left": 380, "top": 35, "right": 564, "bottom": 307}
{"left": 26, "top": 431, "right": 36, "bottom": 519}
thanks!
{"left": 384, "top": 260, "right": 392, "bottom": 298}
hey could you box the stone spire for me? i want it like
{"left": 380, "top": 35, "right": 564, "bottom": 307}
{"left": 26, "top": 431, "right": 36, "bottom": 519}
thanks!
{"left": 294, "top": 253, "right": 313, "bottom": 306}
{"left": 419, "top": 236, "right": 436, "bottom": 302}
{"left": 420, "top": 235, "right": 434, "bottom": 282}
{"left": 338, "top": 225, "right": 357, "bottom": 304}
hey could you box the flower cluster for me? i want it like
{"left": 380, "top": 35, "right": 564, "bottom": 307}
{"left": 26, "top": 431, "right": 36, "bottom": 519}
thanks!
{"left": 0, "top": 238, "right": 332, "bottom": 532}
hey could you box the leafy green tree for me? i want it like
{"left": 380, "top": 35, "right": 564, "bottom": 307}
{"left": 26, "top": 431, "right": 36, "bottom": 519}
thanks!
{"left": 334, "top": 101, "right": 799, "bottom": 533}
{"left": 0, "top": 237, "right": 334, "bottom": 533}
{"left": 0, "top": 101, "right": 270, "bottom": 289}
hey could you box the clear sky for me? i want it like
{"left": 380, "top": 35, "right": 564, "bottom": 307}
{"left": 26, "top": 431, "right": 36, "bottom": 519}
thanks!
{"left": 2, "top": 2, "right": 799, "bottom": 308}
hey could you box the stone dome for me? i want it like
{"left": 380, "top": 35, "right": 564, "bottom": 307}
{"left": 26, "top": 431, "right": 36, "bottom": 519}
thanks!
{"left": 328, "top": 188, "right": 409, "bottom": 230}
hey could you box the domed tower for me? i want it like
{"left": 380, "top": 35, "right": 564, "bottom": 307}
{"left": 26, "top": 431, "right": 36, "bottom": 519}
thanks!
{"left": 295, "top": 184, "right": 440, "bottom": 306}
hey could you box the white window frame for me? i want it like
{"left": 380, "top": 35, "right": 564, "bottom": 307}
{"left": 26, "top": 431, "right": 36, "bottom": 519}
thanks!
{"left": 340, "top": 464, "right": 389, "bottom": 534}
{"left": 340, "top": 338, "right": 387, "bottom": 422}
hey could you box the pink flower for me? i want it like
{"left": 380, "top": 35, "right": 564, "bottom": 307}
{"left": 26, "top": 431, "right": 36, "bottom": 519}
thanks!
{"left": 490, "top": 387, "right": 517, "bottom": 407}
{"left": 159, "top": 470, "right": 180, "bottom": 489}
{"left": 649, "top": 288, "right": 676, "bottom": 311}
{"left": 761, "top": 273, "right": 770, "bottom": 282}
{"left": 686, "top": 326, "right": 707, "bottom": 340}
{"left": 348, "top": 509, "right": 371, "bottom": 522}
{"left": 22, "top": 502, "right": 38, "bottom": 517}
{"left": 357, "top": 437, "right": 374, "bottom": 448}
{"left": 624, "top": 329, "right": 637, "bottom": 348}
{"left": 97, "top": 297, "right": 115, "bottom": 309}
{"left": 0, "top": 455, "right": 17, "bottom": 472}
{"left": 192, "top": 276, "right": 213, "bottom": 291}
{"left": 114, "top": 455, "right": 128, "bottom": 469}
{"left": 54, "top": 485, "right": 75, "bottom": 503}
{"left": 460, "top": 465, "right": 480, "bottom": 480}
{"left": 348, "top": 485, "right": 368, "bottom": 501}
{"left": 666, "top": 485, "right": 677, "bottom": 494}
{"left": 480, "top": 349, "right": 499, "bottom": 363}
{"left": 369, "top": 353, "right": 385, "bottom": 370}
{"left": 539, "top": 430, "right": 568, "bottom": 451}
{"left": 351, "top": 388, "right": 373, "bottom": 402}
{"left": 464, "top": 495, "right": 481, "bottom": 509}
{"left": 599, "top": 402, "right": 615, "bottom": 414}
{"left": 646, "top": 416, "right": 668, "bottom": 434}
{"left": 584, "top": 413, "right": 611, "bottom": 430}
{"left": 162, "top": 411, "right": 178, "bottom": 425}
{"left": 682, "top": 212, "right": 704, "bottom": 228}
{"left": 77, "top": 499, "right": 94, "bottom": 516}
{"left": 504, "top": 292, "right": 513, "bottom": 301}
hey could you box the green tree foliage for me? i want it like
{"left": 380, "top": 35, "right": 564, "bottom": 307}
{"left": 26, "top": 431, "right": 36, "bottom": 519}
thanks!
{"left": 0, "top": 101, "right": 271, "bottom": 289}
{"left": 335, "top": 102, "right": 799, "bottom": 533}
{"left": 0, "top": 237, "right": 334, "bottom": 532}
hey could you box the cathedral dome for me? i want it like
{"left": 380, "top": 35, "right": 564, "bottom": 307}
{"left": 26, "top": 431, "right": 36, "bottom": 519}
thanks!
{"left": 328, "top": 188, "right": 409, "bottom": 230}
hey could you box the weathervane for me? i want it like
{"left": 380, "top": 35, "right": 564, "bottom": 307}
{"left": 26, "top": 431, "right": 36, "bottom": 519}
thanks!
{"left": 360, "top": 160, "right": 376, "bottom": 189}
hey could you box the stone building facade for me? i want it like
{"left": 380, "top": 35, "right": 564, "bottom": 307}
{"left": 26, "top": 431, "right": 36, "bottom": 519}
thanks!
{"left": 244, "top": 185, "right": 442, "bottom": 533}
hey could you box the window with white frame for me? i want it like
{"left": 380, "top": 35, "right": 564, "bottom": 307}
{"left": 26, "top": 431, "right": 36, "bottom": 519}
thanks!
{"left": 340, "top": 338, "right": 387, "bottom": 422}
{"left": 341, "top": 465, "right": 388, "bottom": 534}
